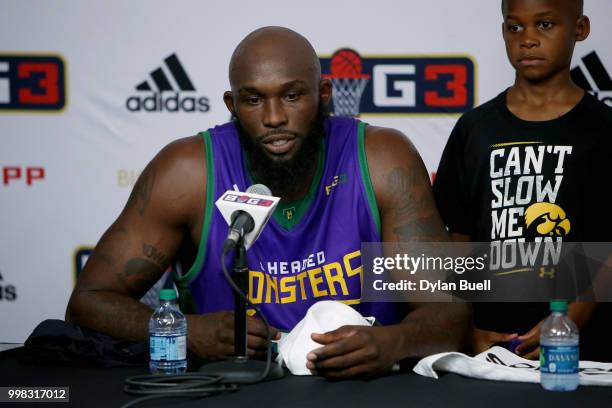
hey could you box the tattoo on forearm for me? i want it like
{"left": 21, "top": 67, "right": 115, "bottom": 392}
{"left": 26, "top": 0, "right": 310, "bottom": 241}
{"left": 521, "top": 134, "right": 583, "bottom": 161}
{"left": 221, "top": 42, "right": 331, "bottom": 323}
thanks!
{"left": 386, "top": 166, "right": 445, "bottom": 241}
{"left": 127, "top": 167, "right": 156, "bottom": 216}
{"left": 143, "top": 244, "right": 169, "bottom": 266}
{"left": 117, "top": 258, "right": 163, "bottom": 297}
{"left": 387, "top": 168, "right": 424, "bottom": 218}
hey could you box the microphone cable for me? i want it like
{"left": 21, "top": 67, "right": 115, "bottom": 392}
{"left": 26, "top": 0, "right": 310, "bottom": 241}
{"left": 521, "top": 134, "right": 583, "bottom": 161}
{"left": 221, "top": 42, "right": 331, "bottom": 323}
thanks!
{"left": 121, "top": 374, "right": 237, "bottom": 408}
{"left": 122, "top": 243, "right": 275, "bottom": 407}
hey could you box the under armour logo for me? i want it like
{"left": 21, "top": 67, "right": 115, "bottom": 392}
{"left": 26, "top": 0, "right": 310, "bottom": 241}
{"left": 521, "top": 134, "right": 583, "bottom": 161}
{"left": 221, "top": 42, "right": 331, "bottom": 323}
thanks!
{"left": 539, "top": 267, "right": 556, "bottom": 279}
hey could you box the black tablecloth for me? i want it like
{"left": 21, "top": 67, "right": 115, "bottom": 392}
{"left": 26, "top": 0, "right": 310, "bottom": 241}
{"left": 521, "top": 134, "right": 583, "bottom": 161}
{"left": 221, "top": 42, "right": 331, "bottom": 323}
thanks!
{"left": 1, "top": 347, "right": 610, "bottom": 407}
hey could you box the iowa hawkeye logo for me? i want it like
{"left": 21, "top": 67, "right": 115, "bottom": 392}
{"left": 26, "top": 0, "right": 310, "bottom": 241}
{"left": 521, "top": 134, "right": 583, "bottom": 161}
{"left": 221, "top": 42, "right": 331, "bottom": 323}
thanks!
{"left": 320, "top": 49, "right": 475, "bottom": 117}
{"left": 524, "top": 202, "right": 571, "bottom": 237}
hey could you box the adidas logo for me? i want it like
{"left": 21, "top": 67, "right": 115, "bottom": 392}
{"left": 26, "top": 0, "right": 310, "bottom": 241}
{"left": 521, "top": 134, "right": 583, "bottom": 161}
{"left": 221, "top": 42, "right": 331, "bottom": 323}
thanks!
{"left": 125, "top": 53, "right": 210, "bottom": 113}
{"left": 571, "top": 51, "right": 612, "bottom": 106}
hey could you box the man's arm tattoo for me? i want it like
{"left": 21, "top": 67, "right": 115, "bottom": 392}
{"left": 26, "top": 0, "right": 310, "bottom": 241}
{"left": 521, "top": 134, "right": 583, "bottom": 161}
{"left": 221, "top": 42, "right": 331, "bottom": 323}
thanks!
{"left": 116, "top": 244, "right": 170, "bottom": 297}
{"left": 143, "top": 243, "right": 169, "bottom": 266}
{"left": 127, "top": 167, "right": 156, "bottom": 216}
{"left": 386, "top": 167, "right": 445, "bottom": 241}
{"left": 117, "top": 258, "right": 163, "bottom": 298}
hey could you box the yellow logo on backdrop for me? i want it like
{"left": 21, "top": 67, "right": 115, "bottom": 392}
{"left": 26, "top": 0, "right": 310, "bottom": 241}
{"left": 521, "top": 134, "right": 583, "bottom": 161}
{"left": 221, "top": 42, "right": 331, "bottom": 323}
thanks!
{"left": 117, "top": 169, "right": 142, "bottom": 187}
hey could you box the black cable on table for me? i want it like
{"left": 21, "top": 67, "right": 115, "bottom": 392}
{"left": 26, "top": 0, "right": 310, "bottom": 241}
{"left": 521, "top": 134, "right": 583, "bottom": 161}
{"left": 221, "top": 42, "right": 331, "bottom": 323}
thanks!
{"left": 122, "top": 373, "right": 237, "bottom": 408}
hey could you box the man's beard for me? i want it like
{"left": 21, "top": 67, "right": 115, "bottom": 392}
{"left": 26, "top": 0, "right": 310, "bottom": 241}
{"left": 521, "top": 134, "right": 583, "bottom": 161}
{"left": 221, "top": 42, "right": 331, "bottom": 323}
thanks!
{"left": 234, "top": 103, "right": 328, "bottom": 197}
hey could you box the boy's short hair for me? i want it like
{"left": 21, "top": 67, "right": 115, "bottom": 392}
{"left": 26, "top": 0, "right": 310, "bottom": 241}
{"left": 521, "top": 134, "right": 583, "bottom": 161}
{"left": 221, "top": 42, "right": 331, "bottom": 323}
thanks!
{"left": 501, "top": 0, "right": 584, "bottom": 16}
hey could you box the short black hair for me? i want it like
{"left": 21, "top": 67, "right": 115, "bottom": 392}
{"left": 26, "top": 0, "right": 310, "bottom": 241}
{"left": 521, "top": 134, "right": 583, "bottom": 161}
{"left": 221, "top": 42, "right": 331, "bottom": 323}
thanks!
{"left": 502, "top": 0, "right": 584, "bottom": 16}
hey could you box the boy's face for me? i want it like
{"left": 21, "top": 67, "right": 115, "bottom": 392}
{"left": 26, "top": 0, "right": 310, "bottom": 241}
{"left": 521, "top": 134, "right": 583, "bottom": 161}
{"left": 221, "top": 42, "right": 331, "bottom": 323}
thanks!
{"left": 502, "top": 0, "right": 589, "bottom": 83}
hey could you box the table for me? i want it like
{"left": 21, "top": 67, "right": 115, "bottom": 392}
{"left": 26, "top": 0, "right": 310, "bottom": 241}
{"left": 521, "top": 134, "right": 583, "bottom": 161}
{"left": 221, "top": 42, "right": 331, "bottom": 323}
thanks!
{"left": 1, "top": 347, "right": 610, "bottom": 407}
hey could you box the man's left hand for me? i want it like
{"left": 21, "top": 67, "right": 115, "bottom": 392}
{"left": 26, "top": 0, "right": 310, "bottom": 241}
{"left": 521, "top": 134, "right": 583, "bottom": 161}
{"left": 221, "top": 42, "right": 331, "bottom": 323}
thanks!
{"left": 306, "top": 325, "right": 399, "bottom": 379}
{"left": 515, "top": 320, "right": 544, "bottom": 360}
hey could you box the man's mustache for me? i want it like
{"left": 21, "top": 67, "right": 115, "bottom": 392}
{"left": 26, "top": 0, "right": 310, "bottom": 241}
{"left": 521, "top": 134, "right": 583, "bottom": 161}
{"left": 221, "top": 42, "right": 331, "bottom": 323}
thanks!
{"left": 258, "top": 129, "right": 300, "bottom": 140}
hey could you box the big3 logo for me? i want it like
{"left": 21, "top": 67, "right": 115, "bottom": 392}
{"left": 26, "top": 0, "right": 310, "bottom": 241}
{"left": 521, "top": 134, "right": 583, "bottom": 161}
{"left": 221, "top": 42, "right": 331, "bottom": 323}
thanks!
{"left": 0, "top": 54, "right": 66, "bottom": 111}
{"left": 524, "top": 202, "right": 571, "bottom": 236}
{"left": 320, "top": 49, "right": 475, "bottom": 116}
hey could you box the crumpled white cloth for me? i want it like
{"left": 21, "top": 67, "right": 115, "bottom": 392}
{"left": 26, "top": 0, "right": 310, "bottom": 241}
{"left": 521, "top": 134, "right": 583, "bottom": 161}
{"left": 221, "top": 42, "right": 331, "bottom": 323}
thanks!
{"left": 414, "top": 346, "right": 612, "bottom": 386}
{"left": 275, "top": 300, "right": 374, "bottom": 375}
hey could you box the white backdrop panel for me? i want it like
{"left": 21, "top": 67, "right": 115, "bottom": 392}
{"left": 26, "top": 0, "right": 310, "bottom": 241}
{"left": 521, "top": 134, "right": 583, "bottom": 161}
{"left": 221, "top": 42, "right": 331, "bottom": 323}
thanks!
{"left": 1, "top": 0, "right": 610, "bottom": 342}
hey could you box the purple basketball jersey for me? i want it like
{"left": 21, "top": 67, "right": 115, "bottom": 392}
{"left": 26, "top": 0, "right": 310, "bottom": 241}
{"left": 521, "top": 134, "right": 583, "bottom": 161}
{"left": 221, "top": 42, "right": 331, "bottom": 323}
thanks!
{"left": 178, "top": 117, "right": 403, "bottom": 330}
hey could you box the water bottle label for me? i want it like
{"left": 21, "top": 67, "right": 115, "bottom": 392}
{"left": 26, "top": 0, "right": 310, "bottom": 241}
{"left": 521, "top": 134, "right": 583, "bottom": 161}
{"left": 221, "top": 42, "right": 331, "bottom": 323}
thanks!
{"left": 540, "top": 345, "right": 579, "bottom": 374}
{"left": 150, "top": 335, "right": 187, "bottom": 362}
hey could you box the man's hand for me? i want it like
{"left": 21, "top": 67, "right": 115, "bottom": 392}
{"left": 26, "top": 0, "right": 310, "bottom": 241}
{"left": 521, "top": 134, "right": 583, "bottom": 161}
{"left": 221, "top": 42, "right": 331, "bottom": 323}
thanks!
{"left": 473, "top": 328, "right": 518, "bottom": 354}
{"left": 187, "top": 311, "right": 280, "bottom": 361}
{"left": 515, "top": 320, "right": 544, "bottom": 360}
{"left": 306, "top": 325, "right": 398, "bottom": 379}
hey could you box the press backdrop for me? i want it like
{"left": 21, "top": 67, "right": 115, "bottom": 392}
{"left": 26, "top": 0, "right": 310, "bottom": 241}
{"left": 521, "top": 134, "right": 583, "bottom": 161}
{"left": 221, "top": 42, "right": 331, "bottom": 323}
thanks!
{"left": 1, "top": 0, "right": 611, "bottom": 342}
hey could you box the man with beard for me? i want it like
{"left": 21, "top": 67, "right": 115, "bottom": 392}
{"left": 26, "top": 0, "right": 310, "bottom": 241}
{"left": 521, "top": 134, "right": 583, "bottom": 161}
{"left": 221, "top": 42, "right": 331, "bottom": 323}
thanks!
{"left": 66, "top": 26, "right": 471, "bottom": 379}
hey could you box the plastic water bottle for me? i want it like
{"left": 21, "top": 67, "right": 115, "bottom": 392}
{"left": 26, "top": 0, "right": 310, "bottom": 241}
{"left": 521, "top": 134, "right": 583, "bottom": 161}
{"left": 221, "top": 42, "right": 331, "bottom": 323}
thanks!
{"left": 149, "top": 289, "right": 187, "bottom": 374}
{"left": 540, "top": 300, "right": 579, "bottom": 391}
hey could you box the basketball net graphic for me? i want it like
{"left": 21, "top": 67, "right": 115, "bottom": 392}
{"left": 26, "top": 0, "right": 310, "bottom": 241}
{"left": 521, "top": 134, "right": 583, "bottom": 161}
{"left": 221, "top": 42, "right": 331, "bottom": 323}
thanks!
{"left": 323, "top": 49, "right": 370, "bottom": 117}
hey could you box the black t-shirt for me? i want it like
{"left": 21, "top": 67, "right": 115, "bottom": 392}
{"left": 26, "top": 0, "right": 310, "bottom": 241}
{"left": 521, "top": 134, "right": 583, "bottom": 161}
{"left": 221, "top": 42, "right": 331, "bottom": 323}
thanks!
{"left": 433, "top": 90, "right": 612, "bottom": 334}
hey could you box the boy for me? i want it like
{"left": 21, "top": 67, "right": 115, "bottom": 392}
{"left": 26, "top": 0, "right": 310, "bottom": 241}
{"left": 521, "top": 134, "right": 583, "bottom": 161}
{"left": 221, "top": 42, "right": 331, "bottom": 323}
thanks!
{"left": 433, "top": 0, "right": 611, "bottom": 360}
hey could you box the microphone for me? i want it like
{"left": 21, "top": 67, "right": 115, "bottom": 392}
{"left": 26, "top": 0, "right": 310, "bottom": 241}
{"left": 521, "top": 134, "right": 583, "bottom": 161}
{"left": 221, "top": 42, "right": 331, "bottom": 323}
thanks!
{"left": 215, "top": 184, "right": 280, "bottom": 251}
{"left": 201, "top": 183, "right": 285, "bottom": 383}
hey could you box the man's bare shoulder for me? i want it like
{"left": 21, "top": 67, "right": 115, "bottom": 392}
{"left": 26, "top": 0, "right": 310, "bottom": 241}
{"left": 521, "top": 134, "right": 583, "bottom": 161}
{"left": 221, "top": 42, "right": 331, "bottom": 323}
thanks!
{"left": 363, "top": 124, "right": 434, "bottom": 214}
{"left": 152, "top": 135, "right": 205, "bottom": 188}
{"left": 156, "top": 134, "right": 205, "bottom": 164}
{"left": 364, "top": 125, "right": 421, "bottom": 165}
{"left": 133, "top": 134, "right": 207, "bottom": 225}
{"left": 363, "top": 125, "right": 445, "bottom": 242}
{"left": 363, "top": 125, "right": 423, "bottom": 182}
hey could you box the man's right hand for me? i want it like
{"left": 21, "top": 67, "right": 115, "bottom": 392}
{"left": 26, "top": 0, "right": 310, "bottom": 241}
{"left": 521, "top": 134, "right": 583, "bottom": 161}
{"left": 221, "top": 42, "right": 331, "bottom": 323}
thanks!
{"left": 472, "top": 328, "right": 517, "bottom": 354}
{"left": 187, "top": 311, "right": 280, "bottom": 361}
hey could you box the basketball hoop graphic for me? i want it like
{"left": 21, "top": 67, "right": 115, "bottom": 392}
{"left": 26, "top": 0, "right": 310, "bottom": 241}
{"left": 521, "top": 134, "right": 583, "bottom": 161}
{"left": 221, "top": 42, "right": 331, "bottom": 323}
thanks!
{"left": 323, "top": 49, "right": 370, "bottom": 117}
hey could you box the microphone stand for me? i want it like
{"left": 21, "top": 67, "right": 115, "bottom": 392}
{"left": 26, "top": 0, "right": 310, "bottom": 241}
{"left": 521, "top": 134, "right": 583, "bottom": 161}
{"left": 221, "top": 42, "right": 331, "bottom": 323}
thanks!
{"left": 233, "top": 244, "right": 248, "bottom": 358}
{"left": 199, "top": 239, "right": 284, "bottom": 383}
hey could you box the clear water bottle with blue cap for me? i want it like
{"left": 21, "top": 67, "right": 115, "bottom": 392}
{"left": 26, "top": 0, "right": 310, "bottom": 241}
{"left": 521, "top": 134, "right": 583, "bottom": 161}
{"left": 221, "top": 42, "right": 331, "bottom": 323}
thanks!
{"left": 149, "top": 289, "right": 187, "bottom": 374}
{"left": 540, "top": 300, "right": 579, "bottom": 391}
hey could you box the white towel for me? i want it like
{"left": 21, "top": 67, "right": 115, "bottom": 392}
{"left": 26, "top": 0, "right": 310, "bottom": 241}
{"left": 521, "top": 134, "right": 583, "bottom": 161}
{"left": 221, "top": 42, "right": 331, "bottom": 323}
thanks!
{"left": 414, "top": 346, "right": 612, "bottom": 386}
{"left": 275, "top": 301, "right": 374, "bottom": 375}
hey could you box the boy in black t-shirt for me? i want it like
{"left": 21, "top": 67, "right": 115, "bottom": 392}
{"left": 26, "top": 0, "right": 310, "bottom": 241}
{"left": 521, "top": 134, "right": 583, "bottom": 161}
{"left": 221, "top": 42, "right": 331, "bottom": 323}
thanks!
{"left": 433, "top": 0, "right": 612, "bottom": 360}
